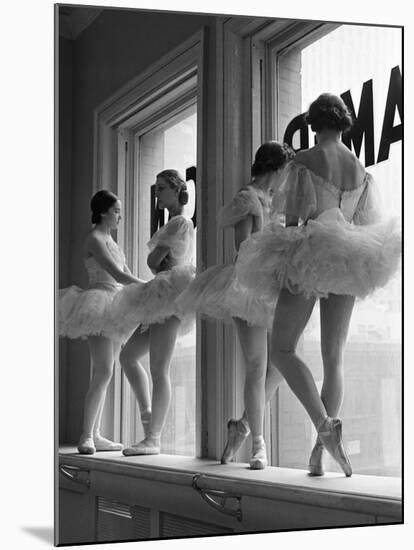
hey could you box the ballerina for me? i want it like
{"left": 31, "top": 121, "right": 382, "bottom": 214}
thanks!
{"left": 59, "top": 190, "right": 143, "bottom": 454}
{"left": 236, "top": 93, "right": 401, "bottom": 476}
{"left": 107, "top": 169, "right": 195, "bottom": 456}
{"left": 178, "top": 142, "right": 295, "bottom": 469}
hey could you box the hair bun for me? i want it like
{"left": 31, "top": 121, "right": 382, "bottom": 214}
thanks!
{"left": 251, "top": 141, "right": 296, "bottom": 177}
{"left": 179, "top": 187, "right": 189, "bottom": 205}
{"left": 90, "top": 190, "right": 119, "bottom": 225}
{"left": 305, "top": 93, "right": 353, "bottom": 133}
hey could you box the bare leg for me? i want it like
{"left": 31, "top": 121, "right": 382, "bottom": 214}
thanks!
{"left": 271, "top": 289, "right": 352, "bottom": 476}
{"left": 309, "top": 294, "right": 355, "bottom": 475}
{"left": 320, "top": 294, "right": 355, "bottom": 416}
{"left": 270, "top": 288, "right": 325, "bottom": 428}
{"left": 148, "top": 316, "right": 181, "bottom": 436}
{"left": 240, "top": 354, "right": 284, "bottom": 423}
{"left": 78, "top": 335, "right": 116, "bottom": 454}
{"left": 230, "top": 318, "right": 268, "bottom": 468}
{"left": 91, "top": 340, "right": 123, "bottom": 451}
{"left": 265, "top": 362, "right": 285, "bottom": 403}
{"left": 221, "top": 328, "right": 284, "bottom": 465}
{"left": 233, "top": 319, "right": 267, "bottom": 439}
{"left": 123, "top": 316, "right": 181, "bottom": 456}
{"left": 120, "top": 327, "right": 152, "bottom": 430}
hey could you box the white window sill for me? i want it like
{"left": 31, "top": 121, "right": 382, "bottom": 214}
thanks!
{"left": 58, "top": 445, "right": 401, "bottom": 521}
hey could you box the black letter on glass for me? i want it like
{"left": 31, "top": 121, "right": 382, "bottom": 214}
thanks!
{"left": 377, "top": 65, "right": 402, "bottom": 164}
{"left": 186, "top": 166, "right": 197, "bottom": 229}
{"left": 283, "top": 114, "right": 309, "bottom": 151}
{"left": 341, "top": 80, "right": 375, "bottom": 167}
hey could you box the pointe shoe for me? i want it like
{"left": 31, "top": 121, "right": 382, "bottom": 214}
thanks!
{"left": 221, "top": 419, "right": 250, "bottom": 464}
{"left": 93, "top": 434, "right": 124, "bottom": 452}
{"left": 250, "top": 443, "right": 268, "bottom": 470}
{"left": 318, "top": 417, "right": 352, "bottom": 477}
{"left": 122, "top": 438, "right": 161, "bottom": 456}
{"left": 78, "top": 436, "right": 96, "bottom": 455}
{"left": 308, "top": 438, "right": 325, "bottom": 476}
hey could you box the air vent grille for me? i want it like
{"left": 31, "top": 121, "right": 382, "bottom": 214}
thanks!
{"left": 97, "top": 497, "right": 151, "bottom": 542}
{"left": 161, "top": 512, "right": 233, "bottom": 538}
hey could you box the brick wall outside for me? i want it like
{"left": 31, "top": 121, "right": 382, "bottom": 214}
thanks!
{"left": 277, "top": 49, "right": 302, "bottom": 146}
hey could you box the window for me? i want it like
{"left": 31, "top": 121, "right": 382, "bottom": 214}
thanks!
{"left": 271, "top": 24, "right": 402, "bottom": 476}
{"left": 124, "top": 105, "right": 197, "bottom": 455}
{"left": 93, "top": 30, "right": 204, "bottom": 456}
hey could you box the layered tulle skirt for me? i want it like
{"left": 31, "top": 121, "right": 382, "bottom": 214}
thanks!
{"left": 106, "top": 264, "right": 196, "bottom": 341}
{"left": 235, "top": 208, "right": 401, "bottom": 300}
{"left": 176, "top": 263, "right": 277, "bottom": 329}
{"left": 59, "top": 282, "right": 123, "bottom": 340}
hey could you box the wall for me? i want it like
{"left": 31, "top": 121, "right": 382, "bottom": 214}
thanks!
{"left": 278, "top": 49, "right": 302, "bottom": 142}
{"left": 58, "top": 35, "right": 73, "bottom": 439}
{"left": 59, "top": 8, "right": 220, "bottom": 443}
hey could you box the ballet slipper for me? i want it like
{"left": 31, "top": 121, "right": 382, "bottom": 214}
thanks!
{"left": 93, "top": 433, "right": 123, "bottom": 452}
{"left": 78, "top": 435, "right": 96, "bottom": 455}
{"left": 221, "top": 419, "right": 250, "bottom": 464}
{"left": 317, "top": 417, "right": 352, "bottom": 477}
{"left": 250, "top": 442, "right": 268, "bottom": 470}
{"left": 308, "top": 437, "right": 325, "bottom": 476}
{"left": 122, "top": 437, "right": 160, "bottom": 456}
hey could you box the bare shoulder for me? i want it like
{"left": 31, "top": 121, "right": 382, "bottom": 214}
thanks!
{"left": 293, "top": 148, "right": 314, "bottom": 163}
{"left": 292, "top": 146, "right": 324, "bottom": 173}
{"left": 85, "top": 229, "right": 100, "bottom": 245}
{"left": 293, "top": 146, "right": 321, "bottom": 165}
{"left": 335, "top": 142, "right": 366, "bottom": 181}
{"left": 84, "top": 230, "right": 106, "bottom": 253}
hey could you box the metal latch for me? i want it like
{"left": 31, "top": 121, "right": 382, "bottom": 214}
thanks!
{"left": 192, "top": 473, "right": 242, "bottom": 522}
{"left": 59, "top": 464, "right": 91, "bottom": 488}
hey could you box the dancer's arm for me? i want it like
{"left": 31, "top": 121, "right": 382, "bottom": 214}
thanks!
{"left": 88, "top": 235, "right": 141, "bottom": 284}
{"left": 123, "top": 264, "right": 146, "bottom": 283}
{"left": 233, "top": 214, "right": 254, "bottom": 253}
{"left": 147, "top": 245, "right": 171, "bottom": 273}
{"left": 353, "top": 174, "right": 384, "bottom": 225}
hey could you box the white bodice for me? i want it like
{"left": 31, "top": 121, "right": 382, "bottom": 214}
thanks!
{"left": 220, "top": 185, "right": 272, "bottom": 233}
{"left": 84, "top": 238, "right": 125, "bottom": 288}
{"left": 273, "top": 146, "right": 383, "bottom": 226}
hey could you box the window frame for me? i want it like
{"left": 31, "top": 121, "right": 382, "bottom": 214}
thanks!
{"left": 121, "top": 100, "right": 198, "bottom": 450}
{"left": 215, "top": 17, "right": 337, "bottom": 465}
{"left": 249, "top": 20, "right": 402, "bottom": 475}
{"left": 90, "top": 17, "right": 401, "bottom": 479}
{"left": 92, "top": 29, "right": 205, "bottom": 455}
{"left": 251, "top": 20, "right": 340, "bottom": 466}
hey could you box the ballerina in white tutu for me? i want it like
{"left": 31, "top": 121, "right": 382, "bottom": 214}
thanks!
{"left": 59, "top": 190, "right": 144, "bottom": 454}
{"left": 109, "top": 170, "right": 195, "bottom": 456}
{"left": 236, "top": 93, "right": 401, "bottom": 476}
{"left": 178, "top": 142, "right": 294, "bottom": 469}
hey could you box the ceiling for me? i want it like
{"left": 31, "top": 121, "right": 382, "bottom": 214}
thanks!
{"left": 59, "top": 5, "right": 104, "bottom": 39}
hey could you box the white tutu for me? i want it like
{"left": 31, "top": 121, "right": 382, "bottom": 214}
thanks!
{"left": 59, "top": 283, "right": 122, "bottom": 340}
{"left": 236, "top": 208, "right": 401, "bottom": 299}
{"left": 176, "top": 263, "right": 277, "bottom": 329}
{"left": 107, "top": 265, "right": 196, "bottom": 341}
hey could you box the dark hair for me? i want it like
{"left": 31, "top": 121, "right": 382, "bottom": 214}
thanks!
{"left": 157, "top": 169, "right": 189, "bottom": 205}
{"left": 305, "top": 93, "right": 353, "bottom": 133}
{"left": 251, "top": 141, "right": 295, "bottom": 178}
{"left": 90, "top": 190, "right": 119, "bottom": 225}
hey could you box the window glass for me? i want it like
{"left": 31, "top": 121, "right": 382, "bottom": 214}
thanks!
{"left": 276, "top": 25, "right": 402, "bottom": 476}
{"left": 131, "top": 104, "right": 197, "bottom": 455}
